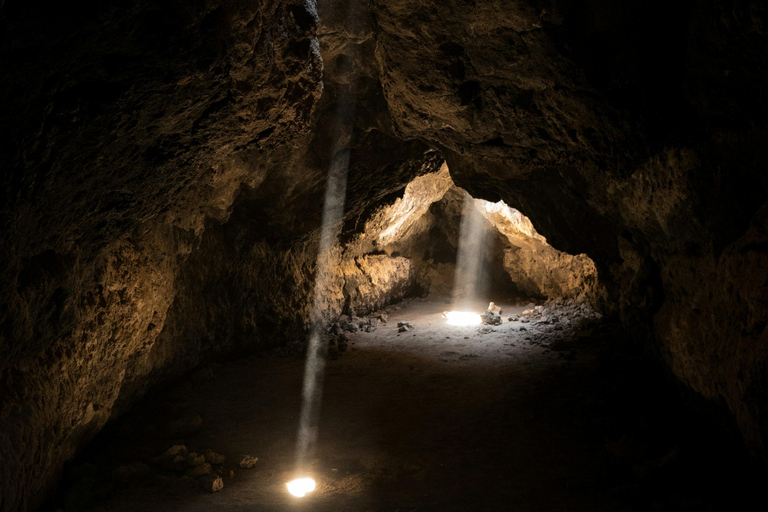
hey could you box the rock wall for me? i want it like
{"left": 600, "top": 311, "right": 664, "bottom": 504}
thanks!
{"left": 1, "top": 0, "right": 768, "bottom": 510}
{"left": 344, "top": 162, "right": 601, "bottom": 303}
{"left": 480, "top": 196, "right": 602, "bottom": 301}
{"left": 367, "top": 0, "right": 768, "bottom": 457}
{"left": 0, "top": 1, "right": 324, "bottom": 510}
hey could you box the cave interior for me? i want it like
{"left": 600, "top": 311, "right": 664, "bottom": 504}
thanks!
{"left": 1, "top": 0, "right": 768, "bottom": 511}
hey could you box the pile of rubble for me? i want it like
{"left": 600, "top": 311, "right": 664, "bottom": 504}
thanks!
{"left": 325, "top": 311, "right": 390, "bottom": 358}
{"left": 58, "top": 409, "right": 258, "bottom": 510}
{"left": 508, "top": 300, "right": 600, "bottom": 327}
{"left": 148, "top": 444, "right": 260, "bottom": 492}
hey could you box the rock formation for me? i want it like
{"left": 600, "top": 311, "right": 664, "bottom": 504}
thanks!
{"left": 0, "top": 0, "right": 766, "bottom": 510}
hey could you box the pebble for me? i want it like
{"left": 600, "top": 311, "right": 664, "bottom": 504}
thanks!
{"left": 205, "top": 449, "right": 226, "bottom": 465}
{"left": 199, "top": 474, "right": 224, "bottom": 493}
{"left": 238, "top": 454, "right": 259, "bottom": 469}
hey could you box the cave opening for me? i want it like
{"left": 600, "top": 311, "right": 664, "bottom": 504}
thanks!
{"left": 3, "top": 0, "right": 768, "bottom": 511}
{"left": 47, "top": 165, "right": 760, "bottom": 512}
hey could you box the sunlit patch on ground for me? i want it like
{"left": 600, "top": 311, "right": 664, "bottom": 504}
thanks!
{"left": 443, "top": 311, "right": 482, "bottom": 326}
{"left": 287, "top": 477, "right": 316, "bottom": 497}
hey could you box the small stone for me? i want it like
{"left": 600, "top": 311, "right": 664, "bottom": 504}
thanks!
{"left": 205, "top": 449, "right": 226, "bottom": 465}
{"left": 238, "top": 454, "right": 259, "bottom": 469}
{"left": 397, "top": 321, "right": 413, "bottom": 332}
{"left": 341, "top": 320, "right": 358, "bottom": 333}
{"left": 199, "top": 474, "right": 224, "bottom": 493}
{"left": 187, "top": 452, "right": 205, "bottom": 466}
{"left": 152, "top": 445, "right": 192, "bottom": 471}
{"left": 168, "top": 454, "right": 189, "bottom": 471}
{"left": 481, "top": 309, "right": 501, "bottom": 325}
{"left": 164, "top": 445, "right": 189, "bottom": 457}
{"left": 186, "top": 462, "right": 212, "bottom": 477}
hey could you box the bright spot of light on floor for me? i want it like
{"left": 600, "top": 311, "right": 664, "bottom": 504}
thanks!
{"left": 444, "top": 311, "right": 482, "bottom": 326}
{"left": 287, "top": 477, "right": 316, "bottom": 497}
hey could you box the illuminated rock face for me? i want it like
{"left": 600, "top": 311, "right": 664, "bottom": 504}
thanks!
{"left": 368, "top": 0, "right": 768, "bottom": 460}
{"left": 1, "top": 0, "right": 767, "bottom": 510}
{"left": 0, "top": 1, "right": 326, "bottom": 510}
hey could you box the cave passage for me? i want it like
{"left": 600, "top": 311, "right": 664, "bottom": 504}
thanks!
{"left": 4, "top": 1, "right": 768, "bottom": 511}
{"left": 51, "top": 173, "right": 763, "bottom": 512}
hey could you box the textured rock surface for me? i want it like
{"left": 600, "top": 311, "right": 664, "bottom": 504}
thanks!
{"left": 0, "top": 1, "right": 324, "bottom": 510}
{"left": 1, "top": 0, "right": 767, "bottom": 510}
{"left": 341, "top": 255, "right": 414, "bottom": 316}
{"left": 368, "top": 0, "right": 768, "bottom": 458}
{"left": 349, "top": 164, "right": 601, "bottom": 302}
{"left": 480, "top": 198, "right": 602, "bottom": 301}
{"left": 0, "top": 2, "right": 446, "bottom": 508}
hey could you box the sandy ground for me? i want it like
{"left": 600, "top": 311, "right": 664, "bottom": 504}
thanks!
{"left": 59, "top": 297, "right": 765, "bottom": 512}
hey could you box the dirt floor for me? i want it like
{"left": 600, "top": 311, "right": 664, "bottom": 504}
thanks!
{"left": 54, "top": 297, "right": 767, "bottom": 512}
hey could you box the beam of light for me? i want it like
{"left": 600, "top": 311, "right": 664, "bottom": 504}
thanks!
{"left": 294, "top": 148, "right": 350, "bottom": 475}
{"left": 293, "top": 0, "right": 358, "bottom": 487}
{"left": 444, "top": 311, "right": 482, "bottom": 326}
{"left": 287, "top": 477, "right": 317, "bottom": 498}
{"left": 451, "top": 190, "right": 491, "bottom": 311}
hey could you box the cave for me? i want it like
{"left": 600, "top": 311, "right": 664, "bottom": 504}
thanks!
{"left": 2, "top": 0, "right": 768, "bottom": 510}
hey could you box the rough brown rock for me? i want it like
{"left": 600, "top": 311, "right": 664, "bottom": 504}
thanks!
{"left": 237, "top": 454, "right": 259, "bottom": 469}
{"left": 367, "top": 0, "right": 768, "bottom": 459}
{"left": 199, "top": 474, "right": 224, "bottom": 493}
{"left": 0, "top": 0, "right": 767, "bottom": 510}
{"left": 0, "top": 1, "right": 323, "bottom": 510}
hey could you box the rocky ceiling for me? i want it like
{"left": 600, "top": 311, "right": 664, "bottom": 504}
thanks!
{"left": 1, "top": 0, "right": 767, "bottom": 511}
